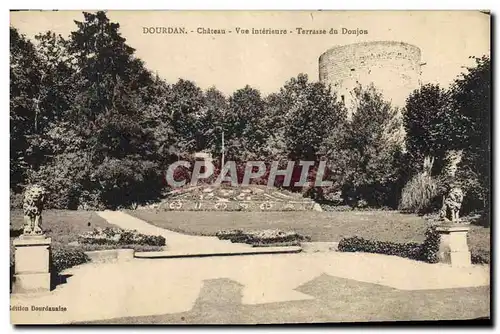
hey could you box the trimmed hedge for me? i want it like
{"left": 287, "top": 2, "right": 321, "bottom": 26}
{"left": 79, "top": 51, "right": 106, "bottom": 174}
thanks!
{"left": 338, "top": 225, "right": 488, "bottom": 265}
{"left": 51, "top": 248, "right": 91, "bottom": 273}
{"left": 74, "top": 243, "right": 163, "bottom": 252}
{"left": 338, "top": 236, "right": 423, "bottom": 260}
{"left": 216, "top": 229, "right": 310, "bottom": 246}
{"left": 471, "top": 252, "right": 490, "bottom": 264}
{"left": 338, "top": 225, "right": 440, "bottom": 263}
{"left": 419, "top": 225, "right": 440, "bottom": 263}
{"left": 78, "top": 227, "right": 166, "bottom": 247}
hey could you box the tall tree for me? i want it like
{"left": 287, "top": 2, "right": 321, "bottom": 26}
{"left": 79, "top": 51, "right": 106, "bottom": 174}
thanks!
{"left": 202, "top": 87, "right": 228, "bottom": 159}
{"left": 68, "top": 11, "right": 142, "bottom": 126}
{"left": 224, "top": 85, "right": 268, "bottom": 161}
{"left": 342, "top": 84, "right": 403, "bottom": 207}
{"left": 168, "top": 79, "right": 206, "bottom": 157}
{"left": 450, "top": 56, "right": 491, "bottom": 218}
{"left": 10, "top": 27, "right": 40, "bottom": 189}
{"left": 140, "top": 74, "right": 176, "bottom": 166}
{"left": 403, "top": 84, "right": 454, "bottom": 175}
{"left": 31, "top": 11, "right": 162, "bottom": 208}
{"left": 281, "top": 74, "right": 346, "bottom": 161}
{"left": 260, "top": 92, "right": 289, "bottom": 161}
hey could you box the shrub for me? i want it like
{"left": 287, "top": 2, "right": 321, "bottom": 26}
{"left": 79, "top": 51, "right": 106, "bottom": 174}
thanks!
{"left": 92, "top": 158, "right": 164, "bottom": 210}
{"left": 10, "top": 191, "right": 24, "bottom": 210}
{"left": 338, "top": 225, "right": 439, "bottom": 263}
{"left": 76, "top": 243, "right": 163, "bottom": 252}
{"left": 51, "top": 248, "right": 90, "bottom": 273}
{"left": 27, "top": 152, "right": 90, "bottom": 210}
{"left": 77, "top": 190, "right": 106, "bottom": 211}
{"left": 216, "top": 229, "right": 310, "bottom": 246}
{"left": 215, "top": 229, "right": 244, "bottom": 240}
{"left": 471, "top": 252, "right": 490, "bottom": 264}
{"left": 119, "top": 229, "right": 166, "bottom": 246}
{"left": 399, "top": 173, "right": 439, "bottom": 214}
{"left": 338, "top": 236, "right": 422, "bottom": 260}
{"left": 319, "top": 204, "right": 353, "bottom": 212}
{"left": 26, "top": 153, "right": 164, "bottom": 210}
{"left": 78, "top": 227, "right": 166, "bottom": 247}
{"left": 10, "top": 258, "right": 15, "bottom": 292}
{"left": 419, "top": 225, "right": 440, "bottom": 263}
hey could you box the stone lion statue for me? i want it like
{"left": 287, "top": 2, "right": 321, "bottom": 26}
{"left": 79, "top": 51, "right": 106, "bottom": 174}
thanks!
{"left": 22, "top": 184, "right": 46, "bottom": 235}
{"left": 439, "top": 181, "right": 464, "bottom": 223}
{"left": 439, "top": 150, "right": 465, "bottom": 224}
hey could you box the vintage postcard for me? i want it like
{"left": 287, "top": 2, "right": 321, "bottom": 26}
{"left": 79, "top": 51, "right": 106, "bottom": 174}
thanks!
{"left": 9, "top": 10, "right": 490, "bottom": 324}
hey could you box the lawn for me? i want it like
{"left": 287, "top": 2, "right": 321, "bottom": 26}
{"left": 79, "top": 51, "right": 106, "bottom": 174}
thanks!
{"left": 129, "top": 210, "right": 430, "bottom": 243}
{"left": 10, "top": 210, "right": 110, "bottom": 248}
{"left": 9, "top": 210, "right": 164, "bottom": 255}
{"left": 9, "top": 209, "right": 490, "bottom": 263}
{"left": 10, "top": 210, "right": 165, "bottom": 288}
{"left": 129, "top": 210, "right": 490, "bottom": 262}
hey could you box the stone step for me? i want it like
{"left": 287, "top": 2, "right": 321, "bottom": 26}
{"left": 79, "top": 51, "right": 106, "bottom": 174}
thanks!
{"left": 301, "top": 242, "right": 339, "bottom": 253}
{"left": 134, "top": 245, "right": 302, "bottom": 259}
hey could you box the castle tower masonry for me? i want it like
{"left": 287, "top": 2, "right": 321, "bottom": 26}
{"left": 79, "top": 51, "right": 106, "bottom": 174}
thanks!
{"left": 319, "top": 41, "right": 423, "bottom": 115}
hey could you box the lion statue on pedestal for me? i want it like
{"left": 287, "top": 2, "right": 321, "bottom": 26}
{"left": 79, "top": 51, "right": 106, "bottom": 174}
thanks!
{"left": 439, "top": 150, "right": 465, "bottom": 224}
{"left": 439, "top": 181, "right": 464, "bottom": 223}
{"left": 22, "top": 184, "right": 46, "bottom": 235}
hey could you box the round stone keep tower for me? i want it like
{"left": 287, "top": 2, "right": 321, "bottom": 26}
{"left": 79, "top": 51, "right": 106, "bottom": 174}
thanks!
{"left": 319, "top": 41, "right": 422, "bottom": 113}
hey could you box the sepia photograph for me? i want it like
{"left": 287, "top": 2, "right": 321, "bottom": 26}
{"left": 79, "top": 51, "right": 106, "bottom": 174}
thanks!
{"left": 9, "top": 10, "right": 491, "bottom": 325}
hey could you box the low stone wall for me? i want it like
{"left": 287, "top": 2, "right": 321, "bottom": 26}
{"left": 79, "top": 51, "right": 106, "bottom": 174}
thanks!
{"left": 84, "top": 249, "right": 135, "bottom": 263}
{"left": 301, "top": 242, "right": 339, "bottom": 253}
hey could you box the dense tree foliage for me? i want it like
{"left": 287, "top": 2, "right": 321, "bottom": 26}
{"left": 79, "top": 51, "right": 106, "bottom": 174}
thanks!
{"left": 279, "top": 74, "right": 346, "bottom": 161}
{"left": 223, "top": 85, "right": 268, "bottom": 162}
{"left": 10, "top": 27, "right": 39, "bottom": 189}
{"left": 340, "top": 85, "right": 404, "bottom": 207}
{"left": 11, "top": 12, "right": 161, "bottom": 209}
{"left": 450, "top": 56, "right": 491, "bottom": 218}
{"left": 10, "top": 11, "right": 490, "bottom": 216}
{"left": 404, "top": 84, "right": 453, "bottom": 172}
{"left": 402, "top": 57, "right": 490, "bottom": 217}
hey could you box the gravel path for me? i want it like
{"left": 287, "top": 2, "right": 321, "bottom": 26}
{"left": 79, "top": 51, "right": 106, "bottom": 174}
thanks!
{"left": 11, "top": 252, "right": 489, "bottom": 324}
{"left": 96, "top": 210, "right": 254, "bottom": 253}
{"left": 11, "top": 211, "right": 488, "bottom": 324}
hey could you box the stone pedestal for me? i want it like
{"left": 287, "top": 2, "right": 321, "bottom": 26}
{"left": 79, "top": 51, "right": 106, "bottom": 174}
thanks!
{"left": 12, "top": 235, "right": 52, "bottom": 293}
{"left": 435, "top": 224, "right": 471, "bottom": 267}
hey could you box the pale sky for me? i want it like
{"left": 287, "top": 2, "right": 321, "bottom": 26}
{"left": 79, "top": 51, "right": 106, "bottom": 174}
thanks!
{"left": 10, "top": 10, "right": 490, "bottom": 96}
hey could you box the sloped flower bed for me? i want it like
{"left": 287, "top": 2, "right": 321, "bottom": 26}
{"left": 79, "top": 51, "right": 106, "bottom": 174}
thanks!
{"left": 78, "top": 227, "right": 166, "bottom": 247}
{"left": 166, "top": 185, "right": 302, "bottom": 202}
{"left": 157, "top": 200, "right": 315, "bottom": 212}
{"left": 139, "top": 185, "right": 318, "bottom": 212}
{"left": 216, "top": 229, "right": 310, "bottom": 247}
